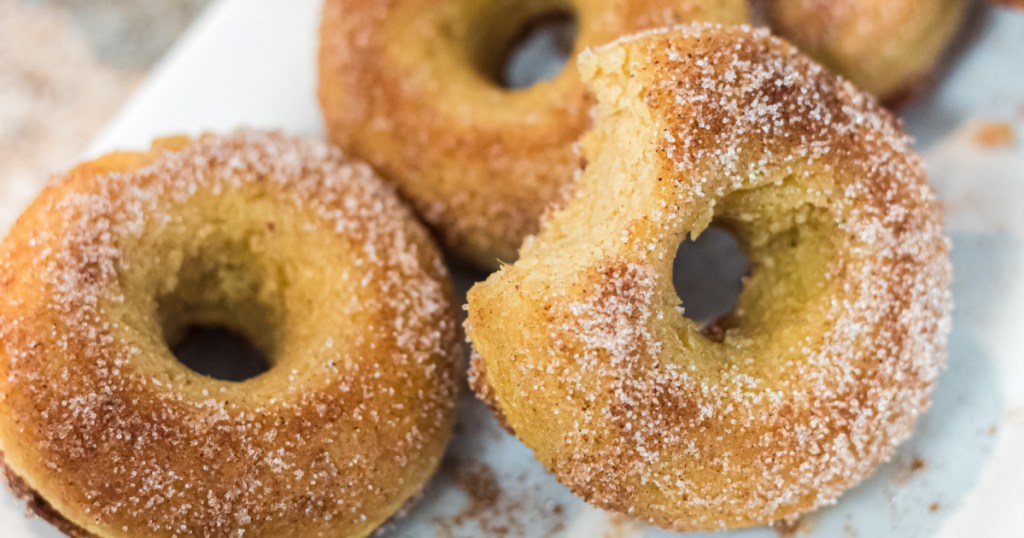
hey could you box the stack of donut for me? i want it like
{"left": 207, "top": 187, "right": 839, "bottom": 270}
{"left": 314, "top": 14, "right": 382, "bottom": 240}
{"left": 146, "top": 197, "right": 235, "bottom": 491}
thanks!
{"left": 320, "top": 0, "right": 968, "bottom": 267}
{"left": 319, "top": 0, "right": 749, "bottom": 267}
{"left": 0, "top": 0, "right": 959, "bottom": 535}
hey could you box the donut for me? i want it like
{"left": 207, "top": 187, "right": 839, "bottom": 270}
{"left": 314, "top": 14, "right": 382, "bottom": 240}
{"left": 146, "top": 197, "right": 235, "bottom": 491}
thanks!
{"left": 465, "top": 24, "right": 952, "bottom": 530}
{"left": 318, "top": 0, "right": 748, "bottom": 267}
{"left": 0, "top": 131, "right": 462, "bottom": 537}
{"left": 763, "top": 0, "right": 969, "bottom": 103}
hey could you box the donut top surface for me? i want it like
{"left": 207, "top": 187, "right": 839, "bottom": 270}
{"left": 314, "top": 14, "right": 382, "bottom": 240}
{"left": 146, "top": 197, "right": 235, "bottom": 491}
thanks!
{"left": 0, "top": 131, "right": 461, "bottom": 537}
{"left": 467, "top": 24, "right": 951, "bottom": 530}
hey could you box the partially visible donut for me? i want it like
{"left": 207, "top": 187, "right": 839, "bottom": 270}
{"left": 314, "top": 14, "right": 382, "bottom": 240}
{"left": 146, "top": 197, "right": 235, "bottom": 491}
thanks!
{"left": 319, "top": 0, "right": 748, "bottom": 267}
{"left": 466, "top": 24, "right": 951, "bottom": 530}
{"left": 763, "top": 0, "right": 969, "bottom": 102}
{"left": 0, "top": 131, "right": 462, "bottom": 537}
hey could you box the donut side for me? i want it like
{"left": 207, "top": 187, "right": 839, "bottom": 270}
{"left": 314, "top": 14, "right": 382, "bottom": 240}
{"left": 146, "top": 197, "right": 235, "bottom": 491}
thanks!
{"left": 2, "top": 459, "right": 94, "bottom": 538}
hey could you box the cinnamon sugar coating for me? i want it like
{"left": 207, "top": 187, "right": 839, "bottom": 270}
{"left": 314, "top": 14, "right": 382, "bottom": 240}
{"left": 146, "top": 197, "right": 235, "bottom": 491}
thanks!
{"left": 318, "top": 0, "right": 748, "bottom": 268}
{"left": 466, "top": 24, "right": 951, "bottom": 530}
{"left": 0, "top": 131, "right": 462, "bottom": 537}
{"left": 765, "top": 0, "right": 969, "bottom": 102}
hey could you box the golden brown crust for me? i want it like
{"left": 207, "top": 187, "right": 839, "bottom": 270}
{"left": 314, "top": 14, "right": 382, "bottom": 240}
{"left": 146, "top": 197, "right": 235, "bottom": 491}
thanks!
{"left": 0, "top": 131, "right": 462, "bottom": 537}
{"left": 467, "top": 351, "right": 513, "bottom": 436}
{"left": 765, "top": 0, "right": 969, "bottom": 103}
{"left": 318, "top": 0, "right": 748, "bottom": 268}
{"left": 466, "top": 24, "right": 951, "bottom": 531}
{"left": 1, "top": 460, "right": 95, "bottom": 538}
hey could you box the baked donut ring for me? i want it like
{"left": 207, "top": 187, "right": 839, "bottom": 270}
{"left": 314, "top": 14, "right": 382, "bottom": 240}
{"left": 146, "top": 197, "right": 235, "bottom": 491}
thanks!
{"left": 318, "top": 0, "right": 748, "bottom": 267}
{"left": 763, "top": 0, "right": 969, "bottom": 102}
{"left": 466, "top": 24, "right": 951, "bottom": 530}
{"left": 0, "top": 131, "right": 461, "bottom": 537}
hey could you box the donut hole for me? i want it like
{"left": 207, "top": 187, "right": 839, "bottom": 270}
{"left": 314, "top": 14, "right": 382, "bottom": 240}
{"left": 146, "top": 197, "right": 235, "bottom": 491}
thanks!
{"left": 171, "top": 325, "right": 269, "bottom": 382}
{"left": 672, "top": 225, "right": 750, "bottom": 332}
{"left": 484, "top": 9, "right": 578, "bottom": 89}
{"left": 156, "top": 240, "right": 285, "bottom": 383}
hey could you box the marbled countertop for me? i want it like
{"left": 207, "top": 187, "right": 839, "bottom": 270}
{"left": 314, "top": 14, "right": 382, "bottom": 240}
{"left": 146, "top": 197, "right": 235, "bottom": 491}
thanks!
{"left": 0, "top": 0, "right": 209, "bottom": 216}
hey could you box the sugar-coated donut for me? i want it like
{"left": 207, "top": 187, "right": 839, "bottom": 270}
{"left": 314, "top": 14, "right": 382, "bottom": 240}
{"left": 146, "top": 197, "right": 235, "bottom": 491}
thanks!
{"left": 466, "top": 24, "right": 951, "bottom": 530}
{"left": 764, "top": 0, "right": 969, "bottom": 102}
{"left": 0, "top": 131, "right": 462, "bottom": 537}
{"left": 318, "top": 0, "right": 748, "bottom": 267}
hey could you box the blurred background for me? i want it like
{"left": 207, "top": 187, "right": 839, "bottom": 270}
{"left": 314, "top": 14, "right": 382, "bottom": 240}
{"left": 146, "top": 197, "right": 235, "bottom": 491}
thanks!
{"left": 0, "top": 0, "right": 209, "bottom": 207}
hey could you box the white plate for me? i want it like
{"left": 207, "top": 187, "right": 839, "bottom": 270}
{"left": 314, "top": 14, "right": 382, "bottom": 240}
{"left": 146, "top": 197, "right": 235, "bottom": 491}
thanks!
{"left": 2, "top": 1, "right": 1023, "bottom": 536}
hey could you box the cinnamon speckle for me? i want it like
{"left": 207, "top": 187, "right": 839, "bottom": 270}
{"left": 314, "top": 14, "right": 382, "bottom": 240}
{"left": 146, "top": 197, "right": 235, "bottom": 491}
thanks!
{"left": 433, "top": 457, "right": 568, "bottom": 537}
{"left": 973, "top": 121, "right": 1015, "bottom": 147}
{"left": 774, "top": 516, "right": 813, "bottom": 537}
